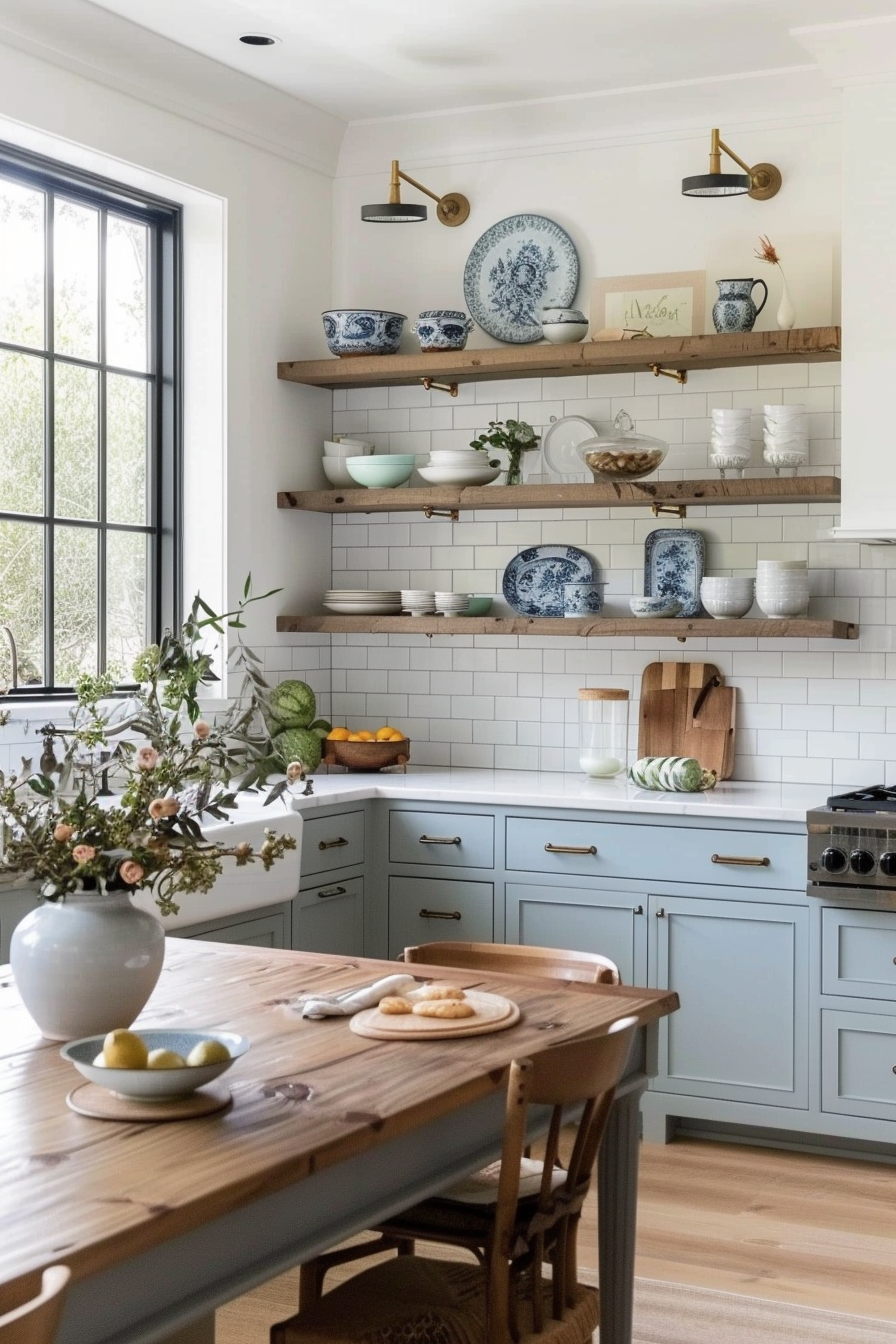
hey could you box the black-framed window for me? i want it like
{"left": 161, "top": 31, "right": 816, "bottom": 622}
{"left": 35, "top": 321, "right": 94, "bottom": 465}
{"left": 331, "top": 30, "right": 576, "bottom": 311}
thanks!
{"left": 0, "top": 141, "right": 181, "bottom": 696}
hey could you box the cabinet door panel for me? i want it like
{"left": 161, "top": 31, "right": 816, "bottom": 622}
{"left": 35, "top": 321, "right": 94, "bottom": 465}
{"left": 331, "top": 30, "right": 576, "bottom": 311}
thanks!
{"left": 388, "top": 876, "right": 493, "bottom": 959}
{"left": 506, "top": 883, "right": 642, "bottom": 985}
{"left": 650, "top": 894, "right": 809, "bottom": 1108}
{"left": 295, "top": 877, "right": 364, "bottom": 957}
{"left": 821, "top": 908, "right": 896, "bottom": 1002}
{"left": 178, "top": 910, "right": 287, "bottom": 948}
{"left": 821, "top": 1008, "right": 896, "bottom": 1121}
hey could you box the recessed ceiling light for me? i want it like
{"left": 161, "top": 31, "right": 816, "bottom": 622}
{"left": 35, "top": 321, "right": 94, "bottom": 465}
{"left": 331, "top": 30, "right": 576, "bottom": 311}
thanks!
{"left": 239, "top": 33, "right": 279, "bottom": 46}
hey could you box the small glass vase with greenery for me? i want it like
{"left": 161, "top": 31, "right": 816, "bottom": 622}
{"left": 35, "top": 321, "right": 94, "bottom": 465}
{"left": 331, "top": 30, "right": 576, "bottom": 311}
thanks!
{"left": 470, "top": 419, "right": 541, "bottom": 486}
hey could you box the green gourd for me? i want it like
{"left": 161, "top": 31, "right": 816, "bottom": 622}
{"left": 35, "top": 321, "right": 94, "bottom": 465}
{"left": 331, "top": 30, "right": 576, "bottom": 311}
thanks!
{"left": 629, "top": 756, "right": 716, "bottom": 792}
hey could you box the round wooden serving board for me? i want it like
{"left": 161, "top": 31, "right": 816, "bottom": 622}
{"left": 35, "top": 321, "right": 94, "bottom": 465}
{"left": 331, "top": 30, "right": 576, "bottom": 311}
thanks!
{"left": 350, "top": 990, "right": 520, "bottom": 1041}
{"left": 66, "top": 1082, "right": 232, "bottom": 1122}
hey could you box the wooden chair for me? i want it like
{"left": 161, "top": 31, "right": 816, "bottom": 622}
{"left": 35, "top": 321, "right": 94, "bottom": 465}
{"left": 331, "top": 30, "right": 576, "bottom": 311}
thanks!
{"left": 298, "top": 941, "right": 622, "bottom": 1308}
{"left": 0, "top": 1266, "right": 70, "bottom": 1344}
{"left": 274, "top": 1014, "right": 638, "bottom": 1344}
{"left": 402, "top": 940, "right": 621, "bottom": 986}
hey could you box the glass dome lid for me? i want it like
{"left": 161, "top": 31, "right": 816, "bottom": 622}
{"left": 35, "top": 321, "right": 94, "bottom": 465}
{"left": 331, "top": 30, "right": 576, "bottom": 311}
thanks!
{"left": 577, "top": 410, "right": 668, "bottom": 481}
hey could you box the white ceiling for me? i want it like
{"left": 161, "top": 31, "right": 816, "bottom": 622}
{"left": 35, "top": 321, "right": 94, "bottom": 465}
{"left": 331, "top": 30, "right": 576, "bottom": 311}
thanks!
{"left": 85, "top": 0, "right": 896, "bottom": 122}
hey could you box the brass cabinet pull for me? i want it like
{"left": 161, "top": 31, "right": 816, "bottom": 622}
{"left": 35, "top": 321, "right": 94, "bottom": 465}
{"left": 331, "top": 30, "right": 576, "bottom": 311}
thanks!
{"left": 318, "top": 837, "right": 349, "bottom": 851}
{"left": 419, "top": 908, "right": 462, "bottom": 920}
{"left": 656, "top": 907, "right": 666, "bottom": 918}
{"left": 317, "top": 885, "right": 347, "bottom": 899}
{"left": 544, "top": 843, "right": 597, "bottom": 856}
{"left": 711, "top": 854, "right": 770, "bottom": 867}
{"left": 419, "top": 835, "right": 462, "bottom": 845}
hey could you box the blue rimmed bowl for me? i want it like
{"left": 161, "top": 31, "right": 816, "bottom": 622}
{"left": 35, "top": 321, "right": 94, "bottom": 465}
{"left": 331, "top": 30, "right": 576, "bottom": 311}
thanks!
{"left": 322, "top": 310, "right": 406, "bottom": 357}
{"left": 412, "top": 310, "right": 474, "bottom": 352}
{"left": 61, "top": 1030, "right": 249, "bottom": 1100}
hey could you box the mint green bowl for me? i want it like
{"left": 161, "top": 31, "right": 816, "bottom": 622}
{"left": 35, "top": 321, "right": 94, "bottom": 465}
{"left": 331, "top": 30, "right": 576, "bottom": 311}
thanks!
{"left": 346, "top": 457, "right": 414, "bottom": 488}
{"left": 465, "top": 596, "right": 493, "bottom": 616}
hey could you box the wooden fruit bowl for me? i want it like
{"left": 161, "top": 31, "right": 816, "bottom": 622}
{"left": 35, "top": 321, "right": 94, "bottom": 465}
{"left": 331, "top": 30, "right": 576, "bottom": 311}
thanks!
{"left": 322, "top": 738, "right": 410, "bottom": 772}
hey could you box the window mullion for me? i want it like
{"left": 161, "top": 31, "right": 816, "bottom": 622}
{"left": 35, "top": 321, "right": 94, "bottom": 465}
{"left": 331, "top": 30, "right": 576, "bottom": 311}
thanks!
{"left": 97, "top": 207, "right": 107, "bottom": 674}
{"left": 44, "top": 190, "right": 56, "bottom": 689}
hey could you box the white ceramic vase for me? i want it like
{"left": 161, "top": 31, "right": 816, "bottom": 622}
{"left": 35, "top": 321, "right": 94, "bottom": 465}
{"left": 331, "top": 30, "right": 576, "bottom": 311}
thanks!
{"left": 10, "top": 887, "right": 165, "bottom": 1040}
{"left": 776, "top": 275, "right": 796, "bottom": 331}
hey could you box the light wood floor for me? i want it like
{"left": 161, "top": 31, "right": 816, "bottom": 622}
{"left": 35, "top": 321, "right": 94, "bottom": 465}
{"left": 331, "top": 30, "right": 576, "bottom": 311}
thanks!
{"left": 216, "top": 1137, "right": 896, "bottom": 1342}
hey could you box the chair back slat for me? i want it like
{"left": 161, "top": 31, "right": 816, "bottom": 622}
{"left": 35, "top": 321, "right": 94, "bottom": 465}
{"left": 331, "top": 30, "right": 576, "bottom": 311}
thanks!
{"left": 0, "top": 1266, "right": 70, "bottom": 1344}
{"left": 402, "top": 940, "right": 621, "bottom": 985}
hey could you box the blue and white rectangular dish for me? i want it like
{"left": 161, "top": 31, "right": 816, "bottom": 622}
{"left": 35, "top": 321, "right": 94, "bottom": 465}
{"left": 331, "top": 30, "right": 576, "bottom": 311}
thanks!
{"left": 644, "top": 528, "right": 706, "bottom": 617}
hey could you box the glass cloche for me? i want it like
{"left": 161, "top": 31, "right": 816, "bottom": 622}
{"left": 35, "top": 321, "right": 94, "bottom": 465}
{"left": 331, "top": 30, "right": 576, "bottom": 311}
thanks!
{"left": 576, "top": 410, "right": 668, "bottom": 481}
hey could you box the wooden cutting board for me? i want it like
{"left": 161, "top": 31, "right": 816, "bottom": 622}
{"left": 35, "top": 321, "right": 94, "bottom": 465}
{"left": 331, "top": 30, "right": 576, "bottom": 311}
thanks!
{"left": 638, "top": 661, "right": 736, "bottom": 779}
{"left": 350, "top": 990, "right": 521, "bottom": 1040}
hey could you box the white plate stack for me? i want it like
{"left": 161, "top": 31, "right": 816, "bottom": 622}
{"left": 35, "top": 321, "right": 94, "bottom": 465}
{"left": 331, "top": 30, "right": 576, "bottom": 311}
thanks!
{"left": 763, "top": 404, "right": 808, "bottom": 476}
{"left": 433, "top": 591, "right": 471, "bottom": 616}
{"left": 401, "top": 589, "right": 436, "bottom": 616}
{"left": 754, "top": 560, "right": 809, "bottom": 618}
{"left": 418, "top": 450, "right": 502, "bottom": 487}
{"left": 323, "top": 590, "right": 402, "bottom": 615}
{"left": 709, "top": 408, "right": 751, "bottom": 479}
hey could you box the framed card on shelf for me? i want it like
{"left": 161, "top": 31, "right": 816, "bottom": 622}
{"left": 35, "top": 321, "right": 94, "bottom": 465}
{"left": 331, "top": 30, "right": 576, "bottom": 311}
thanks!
{"left": 590, "top": 271, "right": 706, "bottom": 339}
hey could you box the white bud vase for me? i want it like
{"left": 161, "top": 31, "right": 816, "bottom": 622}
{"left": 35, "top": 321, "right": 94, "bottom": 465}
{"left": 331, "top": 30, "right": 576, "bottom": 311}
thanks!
{"left": 776, "top": 275, "right": 796, "bottom": 331}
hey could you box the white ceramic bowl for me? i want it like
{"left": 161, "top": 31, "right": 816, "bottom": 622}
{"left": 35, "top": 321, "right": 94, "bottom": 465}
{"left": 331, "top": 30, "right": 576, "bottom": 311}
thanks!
{"left": 322, "top": 457, "right": 357, "bottom": 488}
{"left": 418, "top": 465, "right": 502, "bottom": 486}
{"left": 700, "top": 578, "right": 754, "bottom": 619}
{"left": 346, "top": 457, "right": 415, "bottom": 488}
{"left": 764, "top": 403, "right": 806, "bottom": 418}
{"left": 712, "top": 408, "right": 751, "bottom": 421}
{"left": 755, "top": 591, "right": 810, "bottom": 618}
{"left": 61, "top": 1030, "right": 249, "bottom": 1100}
{"left": 324, "top": 440, "right": 374, "bottom": 458}
{"left": 542, "top": 321, "right": 588, "bottom": 345}
{"left": 629, "top": 596, "right": 682, "bottom": 618}
{"left": 701, "top": 576, "right": 755, "bottom": 591}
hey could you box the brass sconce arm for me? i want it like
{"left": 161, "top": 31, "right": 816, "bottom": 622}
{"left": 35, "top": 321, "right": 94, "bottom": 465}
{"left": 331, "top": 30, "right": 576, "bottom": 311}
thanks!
{"left": 710, "top": 129, "right": 781, "bottom": 200}
{"left": 367, "top": 159, "right": 470, "bottom": 226}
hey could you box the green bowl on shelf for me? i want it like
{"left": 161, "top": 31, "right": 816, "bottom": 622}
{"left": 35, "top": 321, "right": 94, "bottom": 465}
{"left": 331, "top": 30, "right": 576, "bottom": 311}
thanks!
{"left": 464, "top": 597, "right": 493, "bottom": 616}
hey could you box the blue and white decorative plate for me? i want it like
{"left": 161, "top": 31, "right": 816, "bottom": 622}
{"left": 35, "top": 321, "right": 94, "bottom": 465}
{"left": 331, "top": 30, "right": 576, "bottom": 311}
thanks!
{"left": 503, "top": 545, "right": 594, "bottom": 617}
{"left": 644, "top": 529, "right": 706, "bottom": 618}
{"left": 463, "top": 215, "right": 579, "bottom": 344}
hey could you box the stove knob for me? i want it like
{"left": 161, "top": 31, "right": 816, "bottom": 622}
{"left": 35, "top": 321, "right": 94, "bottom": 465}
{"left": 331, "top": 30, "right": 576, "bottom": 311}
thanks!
{"left": 820, "top": 847, "right": 848, "bottom": 873}
{"left": 849, "top": 849, "right": 876, "bottom": 875}
{"left": 880, "top": 852, "right": 896, "bottom": 877}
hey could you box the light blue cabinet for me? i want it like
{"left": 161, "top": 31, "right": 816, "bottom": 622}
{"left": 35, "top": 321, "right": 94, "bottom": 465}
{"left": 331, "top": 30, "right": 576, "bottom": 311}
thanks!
{"left": 821, "top": 1008, "right": 896, "bottom": 1123}
{"left": 649, "top": 893, "right": 809, "bottom": 1109}
{"left": 390, "top": 810, "right": 494, "bottom": 870}
{"left": 172, "top": 903, "right": 290, "bottom": 948}
{"left": 388, "top": 875, "right": 494, "bottom": 959}
{"left": 821, "top": 907, "right": 896, "bottom": 1002}
{"left": 295, "top": 875, "right": 364, "bottom": 957}
{"left": 506, "top": 882, "right": 645, "bottom": 986}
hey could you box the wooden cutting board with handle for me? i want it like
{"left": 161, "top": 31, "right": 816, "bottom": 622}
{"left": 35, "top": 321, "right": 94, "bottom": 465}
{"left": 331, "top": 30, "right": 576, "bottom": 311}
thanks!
{"left": 638, "top": 661, "right": 736, "bottom": 779}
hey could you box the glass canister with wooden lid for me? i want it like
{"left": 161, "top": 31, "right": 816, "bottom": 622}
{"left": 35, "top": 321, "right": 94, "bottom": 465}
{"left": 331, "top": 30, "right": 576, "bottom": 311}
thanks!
{"left": 578, "top": 688, "right": 629, "bottom": 778}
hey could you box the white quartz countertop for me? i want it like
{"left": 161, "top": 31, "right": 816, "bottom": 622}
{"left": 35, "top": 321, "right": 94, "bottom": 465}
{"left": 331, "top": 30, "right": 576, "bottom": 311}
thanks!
{"left": 286, "top": 768, "right": 822, "bottom": 825}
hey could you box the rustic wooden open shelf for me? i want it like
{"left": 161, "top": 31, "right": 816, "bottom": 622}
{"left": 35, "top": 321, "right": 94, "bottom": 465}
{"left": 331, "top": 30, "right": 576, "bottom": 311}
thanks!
{"left": 278, "top": 327, "right": 841, "bottom": 391}
{"left": 278, "top": 475, "right": 841, "bottom": 515}
{"left": 277, "top": 615, "right": 857, "bottom": 641}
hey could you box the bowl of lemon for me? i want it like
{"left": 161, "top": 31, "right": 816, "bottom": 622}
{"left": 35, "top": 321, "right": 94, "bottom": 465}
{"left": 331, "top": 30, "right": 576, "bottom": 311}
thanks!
{"left": 61, "top": 1028, "right": 249, "bottom": 1100}
{"left": 323, "top": 725, "right": 410, "bottom": 772}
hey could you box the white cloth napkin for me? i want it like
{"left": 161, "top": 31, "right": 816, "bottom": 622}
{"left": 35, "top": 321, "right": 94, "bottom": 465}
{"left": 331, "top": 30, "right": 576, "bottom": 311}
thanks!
{"left": 297, "top": 973, "right": 418, "bottom": 1020}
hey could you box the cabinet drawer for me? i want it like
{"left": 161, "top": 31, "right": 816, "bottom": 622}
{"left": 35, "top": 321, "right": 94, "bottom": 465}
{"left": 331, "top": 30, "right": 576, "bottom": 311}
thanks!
{"left": 390, "top": 810, "right": 494, "bottom": 869}
{"left": 177, "top": 909, "right": 288, "bottom": 949}
{"left": 505, "top": 816, "right": 803, "bottom": 889}
{"left": 506, "top": 883, "right": 642, "bottom": 985}
{"left": 821, "top": 908, "right": 896, "bottom": 1002}
{"left": 295, "top": 876, "right": 363, "bottom": 957}
{"left": 821, "top": 1009, "right": 896, "bottom": 1122}
{"left": 388, "top": 876, "right": 493, "bottom": 959}
{"left": 302, "top": 810, "right": 365, "bottom": 875}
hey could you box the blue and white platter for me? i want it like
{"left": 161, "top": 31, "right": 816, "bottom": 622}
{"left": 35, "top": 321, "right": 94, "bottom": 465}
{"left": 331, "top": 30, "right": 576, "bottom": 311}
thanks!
{"left": 463, "top": 214, "right": 579, "bottom": 345}
{"left": 644, "top": 529, "right": 706, "bottom": 618}
{"left": 503, "top": 545, "right": 594, "bottom": 617}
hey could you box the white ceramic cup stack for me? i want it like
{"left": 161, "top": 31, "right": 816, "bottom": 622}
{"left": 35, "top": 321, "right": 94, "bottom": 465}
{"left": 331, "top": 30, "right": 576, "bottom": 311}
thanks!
{"left": 322, "top": 437, "right": 374, "bottom": 487}
{"left": 699, "top": 576, "right": 755, "bottom": 619}
{"left": 763, "top": 404, "right": 808, "bottom": 475}
{"left": 401, "top": 589, "right": 436, "bottom": 616}
{"left": 709, "top": 407, "right": 751, "bottom": 478}
{"left": 433, "top": 591, "right": 471, "bottom": 616}
{"left": 755, "top": 559, "right": 809, "bottom": 618}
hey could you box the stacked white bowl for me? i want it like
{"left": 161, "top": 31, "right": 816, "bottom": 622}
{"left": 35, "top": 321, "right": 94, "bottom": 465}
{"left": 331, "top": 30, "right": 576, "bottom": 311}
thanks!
{"left": 755, "top": 559, "right": 809, "bottom": 618}
{"left": 763, "top": 404, "right": 808, "bottom": 475}
{"left": 418, "top": 450, "right": 502, "bottom": 487}
{"left": 322, "top": 437, "right": 374, "bottom": 488}
{"left": 401, "top": 589, "right": 436, "bottom": 616}
{"left": 709, "top": 408, "right": 751, "bottom": 478}
{"left": 433, "top": 591, "right": 471, "bottom": 616}
{"left": 700, "top": 576, "right": 755, "bottom": 619}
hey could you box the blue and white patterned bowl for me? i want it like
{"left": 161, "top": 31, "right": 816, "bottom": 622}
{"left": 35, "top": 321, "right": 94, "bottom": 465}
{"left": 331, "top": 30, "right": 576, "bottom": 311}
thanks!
{"left": 629, "top": 596, "right": 682, "bottom": 618}
{"left": 412, "top": 310, "right": 474, "bottom": 352}
{"left": 322, "top": 309, "right": 406, "bottom": 357}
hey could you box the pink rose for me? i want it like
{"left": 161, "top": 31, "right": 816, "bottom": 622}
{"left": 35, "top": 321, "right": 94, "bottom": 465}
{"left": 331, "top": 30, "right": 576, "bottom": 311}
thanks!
{"left": 118, "top": 860, "right": 144, "bottom": 885}
{"left": 149, "top": 796, "right": 179, "bottom": 820}
{"left": 136, "top": 745, "right": 159, "bottom": 770}
{"left": 72, "top": 845, "right": 97, "bottom": 864}
{"left": 53, "top": 823, "right": 74, "bottom": 843}
{"left": 194, "top": 720, "right": 211, "bottom": 740}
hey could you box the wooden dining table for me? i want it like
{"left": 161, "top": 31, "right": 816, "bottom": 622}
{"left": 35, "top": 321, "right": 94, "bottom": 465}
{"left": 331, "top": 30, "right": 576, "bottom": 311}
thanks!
{"left": 0, "top": 940, "right": 678, "bottom": 1344}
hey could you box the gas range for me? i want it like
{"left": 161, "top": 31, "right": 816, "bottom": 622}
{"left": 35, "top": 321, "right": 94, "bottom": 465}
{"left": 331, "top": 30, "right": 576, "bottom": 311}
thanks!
{"left": 807, "top": 786, "right": 896, "bottom": 909}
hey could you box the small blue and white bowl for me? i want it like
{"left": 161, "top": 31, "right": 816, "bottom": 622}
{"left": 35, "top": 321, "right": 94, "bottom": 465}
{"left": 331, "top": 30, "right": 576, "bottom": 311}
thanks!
{"left": 564, "top": 581, "right": 606, "bottom": 617}
{"left": 412, "top": 310, "right": 474, "bottom": 353}
{"left": 542, "top": 307, "right": 588, "bottom": 345}
{"left": 322, "top": 309, "right": 406, "bottom": 357}
{"left": 629, "top": 596, "right": 683, "bottom": 618}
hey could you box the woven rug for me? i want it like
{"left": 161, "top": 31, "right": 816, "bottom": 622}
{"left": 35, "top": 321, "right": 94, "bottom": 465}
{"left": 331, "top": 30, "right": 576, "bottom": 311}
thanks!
{"left": 626, "top": 1277, "right": 896, "bottom": 1344}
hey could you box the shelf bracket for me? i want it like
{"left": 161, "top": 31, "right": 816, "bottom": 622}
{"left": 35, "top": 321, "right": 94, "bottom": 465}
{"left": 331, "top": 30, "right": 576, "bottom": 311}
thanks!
{"left": 650, "top": 363, "right": 688, "bottom": 385}
{"left": 421, "top": 377, "right": 459, "bottom": 397}
{"left": 423, "top": 506, "right": 459, "bottom": 521}
{"left": 651, "top": 502, "right": 687, "bottom": 519}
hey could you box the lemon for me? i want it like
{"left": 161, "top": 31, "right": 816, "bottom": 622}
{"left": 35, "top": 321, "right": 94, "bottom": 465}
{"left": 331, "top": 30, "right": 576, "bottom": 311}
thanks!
{"left": 103, "top": 1028, "right": 149, "bottom": 1069}
{"left": 387, "top": 731, "right": 405, "bottom": 742}
{"left": 186, "top": 1039, "right": 231, "bottom": 1067}
{"left": 356, "top": 731, "right": 375, "bottom": 742}
{"left": 146, "top": 1048, "right": 186, "bottom": 1069}
{"left": 327, "top": 727, "right": 351, "bottom": 741}
{"left": 92, "top": 1053, "right": 106, "bottom": 1067}
{"left": 346, "top": 733, "right": 364, "bottom": 741}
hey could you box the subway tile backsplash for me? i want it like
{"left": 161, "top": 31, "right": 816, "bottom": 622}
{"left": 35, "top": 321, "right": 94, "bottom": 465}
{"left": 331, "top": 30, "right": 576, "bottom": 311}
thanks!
{"left": 271, "top": 361, "right": 896, "bottom": 789}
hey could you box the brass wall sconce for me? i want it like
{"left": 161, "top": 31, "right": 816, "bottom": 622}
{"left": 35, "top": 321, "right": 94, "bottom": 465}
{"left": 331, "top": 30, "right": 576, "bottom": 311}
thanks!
{"left": 361, "top": 160, "right": 470, "bottom": 226}
{"left": 682, "top": 129, "right": 782, "bottom": 201}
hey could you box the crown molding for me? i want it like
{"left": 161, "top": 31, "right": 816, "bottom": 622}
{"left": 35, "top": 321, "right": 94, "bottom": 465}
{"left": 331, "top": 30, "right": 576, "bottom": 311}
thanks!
{"left": 792, "top": 16, "right": 896, "bottom": 86}
{"left": 0, "top": 0, "right": 344, "bottom": 176}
